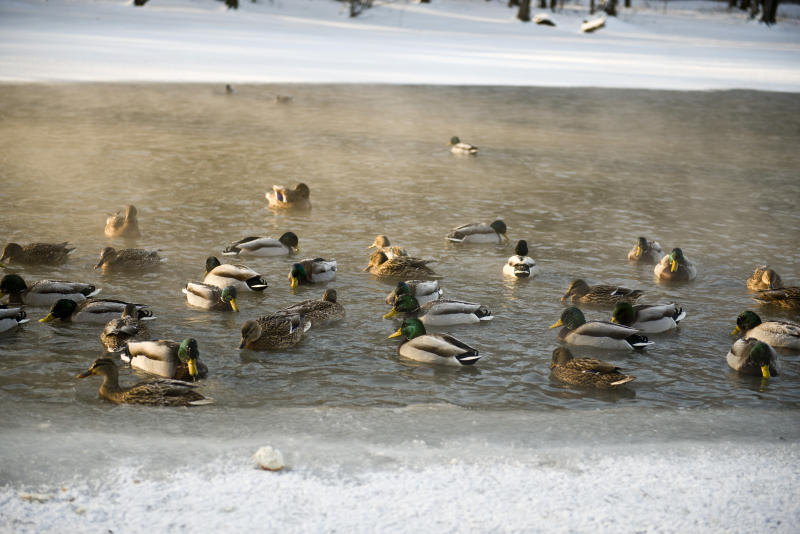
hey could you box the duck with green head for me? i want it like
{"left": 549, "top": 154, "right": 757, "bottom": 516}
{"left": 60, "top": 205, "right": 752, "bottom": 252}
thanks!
{"left": 550, "top": 347, "right": 635, "bottom": 389}
{"left": 203, "top": 256, "right": 268, "bottom": 292}
{"left": 40, "top": 298, "right": 153, "bottom": 324}
{"left": 726, "top": 338, "right": 779, "bottom": 378}
{"left": 385, "top": 280, "right": 443, "bottom": 307}
{"left": 550, "top": 306, "right": 652, "bottom": 350}
{"left": 654, "top": 247, "right": 696, "bottom": 281}
{"left": 223, "top": 232, "right": 299, "bottom": 257}
{"left": 627, "top": 237, "right": 663, "bottom": 263}
{"left": 384, "top": 293, "right": 492, "bottom": 326}
{"left": 446, "top": 220, "right": 507, "bottom": 244}
{"left": 122, "top": 338, "right": 207, "bottom": 381}
{"left": 388, "top": 317, "right": 481, "bottom": 366}
{"left": 611, "top": 302, "right": 685, "bottom": 333}
{"left": 560, "top": 279, "right": 642, "bottom": 307}
{"left": 0, "top": 273, "right": 99, "bottom": 306}
{"left": 448, "top": 136, "right": 478, "bottom": 155}
{"left": 289, "top": 259, "right": 337, "bottom": 289}
{"left": 732, "top": 311, "right": 800, "bottom": 350}
{"left": 183, "top": 282, "right": 239, "bottom": 312}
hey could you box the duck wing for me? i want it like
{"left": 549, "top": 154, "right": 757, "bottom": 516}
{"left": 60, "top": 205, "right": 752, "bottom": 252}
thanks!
{"left": 572, "top": 320, "right": 639, "bottom": 340}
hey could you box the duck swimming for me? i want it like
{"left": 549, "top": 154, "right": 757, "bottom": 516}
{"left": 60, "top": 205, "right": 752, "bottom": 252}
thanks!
{"left": 0, "top": 274, "right": 99, "bottom": 306}
{"left": 751, "top": 287, "right": 800, "bottom": 310}
{"left": 122, "top": 338, "right": 208, "bottom": 381}
{"left": 99, "top": 303, "right": 149, "bottom": 352}
{"left": 104, "top": 204, "right": 141, "bottom": 238}
{"left": 654, "top": 248, "right": 697, "bottom": 282}
{"left": 385, "top": 280, "right": 443, "bottom": 307}
{"left": 0, "top": 242, "right": 74, "bottom": 265}
{"left": 274, "top": 288, "right": 344, "bottom": 327}
{"left": 627, "top": 237, "right": 663, "bottom": 263}
{"left": 446, "top": 220, "right": 507, "bottom": 244}
{"left": 0, "top": 305, "right": 28, "bottom": 333}
{"left": 503, "top": 240, "right": 538, "bottom": 279}
{"left": 95, "top": 247, "right": 162, "bottom": 271}
{"left": 384, "top": 293, "right": 492, "bottom": 326}
{"left": 550, "top": 347, "right": 635, "bottom": 389}
{"left": 266, "top": 183, "right": 311, "bottom": 210}
{"left": 560, "top": 279, "right": 642, "bottom": 307}
{"left": 726, "top": 338, "right": 779, "bottom": 378}
{"left": 368, "top": 235, "right": 408, "bottom": 259}
{"left": 223, "top": 233, "right": 299, "bottom": 257}
{"left": 448, "top": 136, "right": 478, "bottom": 155}
{"left": 289, "top": 259, "right": 337, "bottom": 288}
{"left": 746, "top": 266, "right": 783, "bottom": 291}
{"left": 363, "top": 251, "right": 437, "bottom": 280}
{"left": 203, "top": 257, "right": 268, "bottom": 292}
{"left": 40, "top": 298, "right": 153, "bottom": 324}
{"left": 732, "top": 311, "right": 800, "bottom": 350}
{"left": 183, "top": 282, "right": 239, "bottom": 312}
{"left": 611, "top": 302, "right": 686, "bottom": 333}
{"left": 239, "top": 313, "right": 310, "bottom": 350}
{"left": 550, "top": 306, "right": 652, "bottom": 350}
{"left": 388, "top": 317, "right": 481, "bottom": 366}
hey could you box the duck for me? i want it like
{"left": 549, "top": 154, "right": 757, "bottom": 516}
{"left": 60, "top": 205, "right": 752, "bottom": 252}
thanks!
{"left": 550, "top": 306, "right": 652, "bottom": 350}
{"left": 751, "top": 287, "right": 800, "bottom": 310}
{"left": 239, "top": 313, "right": 310, "bottom": 350}
{"left": 100, "top": 303, "right": 150, "bottom": 352}
{"left": 503, "top": 240, "right": 538, "bottom": 279}
{"left": 289, "top": 259, "right": 337, "bottom": 288}
{"left": 76, "top": 358, "right": 213, "bottom": 406}
{"left": 384, "top": 293, "right": 492, "bottom": 326}
{"left": 203, "top": 256, "right": 268, "bottom": 292}
{"left": 732, "top": 311, "right": 800, "bottom": 350}
{"left": 368, "top": 235, "right": 408, "bottom": 259}
{"left": 0, "top": 274, "right": 100, "bottom": 306}
{"left": 222, "top": 233, "right": 299, "bottom": 257}
{"left": 726, "top": 338, "right": 779, "bottom": 378}
{"left": 363, "top": 251, "right": 437, "bottom": 280}
{"left": 627, "top": 237, "right": 663, "bottom": 263}
{"left": 39, "top": 298, "right": 153, "bottom": 324}
{"left": 95, "top": 247, "right": 162, "bottom": 271}
{"left": 265, "top": 183, "right": 311, "bottom": 210}
{"left": 654, "top": 248, "right": 697, "bottom": 281}
{"left": 385, "top": 280, "right": 443, "bottom": 307}
{"left": 388, "top": 317, "right": 481, "bottom": 366}
{"left": 274, "top": 95, "right": 293, "bottom": 104}
{"left": 550, "top": 347, "right": 635, "bottom": 389}
{"left": 182, "top": 282, "right": 239, "bottom": 312}
{"left": 0, "top": 242, "right": 74, "bottom": 265}
{"left": 104, "top": 204, "right": 141, "bottom": 238}
{"left": 273, "top": 288, "right": 345, "bottom": 326}
{"left": 0, "top": 305, "right": 28, "bottom": 333}
{"left": 746, "top": 265, "right": 783, "bottom": 291}
{"left": 448, "top": 136, "right": 478, "bottom": 155}
{"left": 121, "top": 338, "right": 208, "bottom": 381}
{"left": 560, "top": 279, "right": 642, "bottom": 307}
{"left": 446, "top": 220, "right": 507, "bottom": 244}
{"left": 611, "top": 302, "right": 686, "bottom": 333}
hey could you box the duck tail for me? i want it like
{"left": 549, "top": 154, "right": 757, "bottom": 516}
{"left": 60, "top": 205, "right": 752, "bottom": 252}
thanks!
{"left": 245, "top": 276, "right": 269, "bottom": 291}
{"left": 626, "top": 334, "right": 653, "bottom": 349}
{"left": 673, "top": 307, "right": 686, "bottom": 324}
{"left": 16, "top": 310, "right": 28, "bottom": 324}
{"left": 456, "top": 350, "right": 482, "bottom": 366}
{"left": 610, "top": 375, "right": 636, "bottom": 386}
{"left": 84, "top": 286, "right": 101, "bottom": 298}
{"left": 136, "top": 308, "right": 156, "bottom": 321}
{"left": 221, "top": 245, "right": 240, "bottom": 257}
{"left": 476, "top": 306, "right": 493, "bottom": 321}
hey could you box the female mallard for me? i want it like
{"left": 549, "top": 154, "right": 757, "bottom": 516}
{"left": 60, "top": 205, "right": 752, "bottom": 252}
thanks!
{"left": 363, "top": 251, "right": 437, "bottom": 280}
{"left": 40, "top": 298, "right": 153, "bottom": 324}
{"left": 100, "top": 303, "right": 149, "bottom": 352}
{"left": 448, "top": 136, "right": 478, "bottom": 155}
{"left": 0, "top": 305, "right": 28, "bottom": 333}
{"left": 122, "top": 338, "right": 208, "bottom": 381}
{"left": 274, "top": 289, "right": 345, "bottom": 326}
{"left": 654, "top": 248, "right": 697, "bottom": 281}
{"left": 0, "top": 242, "right": 74, "bottom": 265}
{"left": 446, "top": 220, "right": 507, "bottom": 244}
{"left": 746, "top": 266, "right": 783, "bottom": 291}
{"left": 95, "top": 247, "right": 162, "bottom": 271}
{"left": 183, "top": 282, "right": 239, "bottom": 312}
{"left": 289, "top": 259, "right": 337, "bottom": 288}
{"left": 76, "top": 358, "right": 212, "bottom": 406}
{"left": 550, "top": 347, "right": 635, "bottom": 389}
{"left": 0, "top": 274, "right": 100, "bottom": 306}
{"left": 388, "top": 317, "right": 481, "bottom": 366}
{"left": 384, "top": 293, "right": 492, "bottom": 326}
{"left": 503, "top": 240, "right": 538, "bottom": 279}
{"left": 751, "top": 287, "right": 800, "bottom": 310}
{"left": 726, "top": 338, "right": 779, "bottom": 378}
{"left": 560, "top": 279, "right": 642, "bottom": 307}
{"left": 239, "top": 313, "right": 310, "bottom": 350}
{"left": 266, "top": 183, "right": 311, "bottom": 210}
{"left": 732, "top": 311, "right": 800, "bottom": 350}
{"left": 203, "top": 256, "right": 268, "bottom": 292}
{"left": 385, "top": 280, "right": 443, "bottom": 307}
{"left": 611, "top": 302, "right": 686, "bottom": 333}
{"left": 550, "top": 306, "right": 652, "bottom": 350}
{"left": 104, "top": 204, "right": 141, "bottom": 238}
{"left": 222, "top": 233, "right": 299, "bottom": 257}
{"left": 368, "top": 235, "right": 408, "bottom": 259}
{"left": 627, "top": 237, "right": 663, "bottom": 263}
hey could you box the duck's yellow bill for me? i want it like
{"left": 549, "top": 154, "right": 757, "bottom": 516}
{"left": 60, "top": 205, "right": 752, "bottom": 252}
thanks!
{"left": 549, "top": 319, "right": 563, "bottom": 329}
{"left": 670, "top": 259, "right": 678, "bottom": 272}
{"left": 761, "top": 364, "right": 771, "bottom": 378}
{"left": 635, "top": 245, "right": 642, "bottom": 257}
{"left": 188, "top": 359, "right": 198, "bottom": 378}
{"left": 731, "top": 326, "right": 740, "bottom": 335}
{"left": 39, "top": 314, "right": 55, "bottom": 323}
{"left": 388, "top": 329, "right": 402, "bottom": 339}
{"left": 610, "top": 317, "right": 619, "bottom": 324}
{"left": 383, "top": 309, "right": 397, "bottom": 319}
{"left": 230, "top": 299, "right": 239, "bottom": 312}
{"left": 290, "top": 277, "right": 298, "bottom": 289}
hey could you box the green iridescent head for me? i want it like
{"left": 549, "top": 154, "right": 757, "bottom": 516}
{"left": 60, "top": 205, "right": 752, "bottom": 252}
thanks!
{"left": 0, "top": 274, "right": 27, "bottom": 297}
{"left": 611, "top": 302, "right": 635, "bottom": 326}
{"left": 748, "top": 341, "right": 774, "bottom": 378}
{"left": 388, "top": 317, "right": 427, "bottom": 340}
{"left": 279, "top": 232, "right": 299, "bottom": 252}
{"left": 40, "top": 298, "right": 78, "bottom": 322}
{"left": 383, "top": 293, "right": 420, "bottom": 319}
{"left": 289, "top": 263, "right": 307, "bottom": 289}
{"left": 205, "top": 256, "right": 221, "bottom": 273}
{"left": 668, "top": 248, "right": 686, "bottom": 272}
{"left": 178, "top": 338, "right": 200, "bottom": 378}
{"left": 550, "top": 306, "right": 586, "bottom": 330}
{"left": 733, "top": 310, "right": 762, "bottom": 335}
{"left": 221, "top": 285, "right": 239, "bottom": 311}
{"left": 449, "top": 136, "right": 461, "bottom": 145}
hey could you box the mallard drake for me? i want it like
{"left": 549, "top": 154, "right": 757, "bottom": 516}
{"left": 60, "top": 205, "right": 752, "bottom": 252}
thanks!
{"left": 611, "top": 302, "right": 686, "bottom": 333}
{"left": 274, "top": 288, "right": 345, "bottom": 326}
{"left": 732, "top": 311, "right": 800, "bottom": 350}
{"left": 363, "top": 251, "right": 437, "bottom": 280}
{"left": 0, "top": 242, "right": 74, "bottom": 265}
{"left": 203, "top": 256, "right": 268, "bottom": 292}
{"left": 368, "top": 235, "right": 408, "bottom": 259}
{"left": 222, "top": 233, "right": 299, "bottom": 257}
{"left": 100, "top": 303, "right": 149, "bottom": 352}
{"left": 122, "top": 338, "right": 208, "bottom": 381}
{"left": 550, "top": 306, "right": 652, "bottom": 350}
{"left": 751, "top": 287, "right": 800, "bottom": 310}
{"left": 550, "top": 347, "right": 635, "bottom": 389}
{"left": 560, "top": 279, "right": 642, "bottom": 307}
{"left": 446, "top": 220, "right": 507, "bottom": 244}
{"left": 40, "top": 298, "right": 153, "bottom": 324}
{"left": 385, "top": 280, "right": 443, "bottom": 307}
{"left": 448, "top": 136, "right": 478, "bottom": 155}
{"left": 183, "top": 282, "right": 239, "bottom": 312}
{"left": 0, "top": 305, "right": 28, "bottom": 333}
{"left": 388, "top": 317, "right": 481, "bottom": 366}
{"left": 239, "top": 313, "right": 310, "bottom": 350}
{"left": 654, "top": 248, "right": 697, "bottom": 281}
{"left": 266, "top": 183, "right": 311, "bottom": 210}
{"left": 503, "top": 240, "right": 538, "bottom": 279}
{"left": 76, "top": 358, "right": 212, "bottom": 406}
{"left": 384, "top": 293, "right": 492, "bottom": 326}
{"left": 104, "top": 204, "right": 141, "bottom": 238}
{"left": 746, "top": 266, "right": 783, "bottom": 291}
{"left": 726, "top": 338, "right": 779, "bottom": 378}
{"left": 289, "top": 259, "right": 337, "bottom": 288}
{"left": 95, "top": 247, "right": 161, "bottom": 271}
{"left": 0, "top": 274, "right": 99, "bottom": 306}
{"left": 627, "top": 237, "right": 663, "bottom": 263}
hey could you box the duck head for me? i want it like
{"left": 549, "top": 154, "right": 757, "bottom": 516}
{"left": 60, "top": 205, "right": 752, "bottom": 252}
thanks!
{"left": 289, "top": 263, "right": 307, "bottom": 289}
{"left": 178, "top": 338, "right": 200, "bottom": 380}
{"left": 611, "top": 302, "right": 635, "bottom": 326}
{"left": 732, "top": 310, "right": 762, "bottom": 335}
{"left": 550, "top": 347, "right": 575, "bottom": 368}
{"left": 388, "top": 317, "right": 426, "bottom": 340}
{"left": 383, "top": 293, "right": 420, "bottom": 319}
{"left": 279, "top": 232, "right": 299, "bottom": 253}
{"left": 221, "top": 286, "right": 239, "bottom": 312}
{"left": 668, "top": 248, "right": 686, "bottom": 272}
{"left": 0, "top": 274, "right": 27, "bottom": 298}
{"left": 40, "top": 298, "right": 78, "bottom": 322}
{"left": 550, "top": 307, "right": 587, "bottom": 330}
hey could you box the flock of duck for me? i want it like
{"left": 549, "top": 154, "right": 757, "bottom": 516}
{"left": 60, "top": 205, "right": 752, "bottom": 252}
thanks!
{"left": 1, "top": 174, "right": 799, "bottom": 406}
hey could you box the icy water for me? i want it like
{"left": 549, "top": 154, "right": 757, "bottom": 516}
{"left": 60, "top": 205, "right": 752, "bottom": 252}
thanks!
{"left": 0, "top": 85, "right": 799, "bottom": 511}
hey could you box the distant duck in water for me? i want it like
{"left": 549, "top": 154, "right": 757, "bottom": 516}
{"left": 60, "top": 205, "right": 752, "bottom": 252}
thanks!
{"left": 203, "top": 256, "right": 268, "bottom": 292}
{"left": 266, "top": 183, "right": 311, "bottom": 210}
{"left": 40, "top": 298, "right": 153, "bottom": 324}
{"left": 95, "top": 247, "right": 162, "bottom": 271}
{"left": 274, "top": 288, "right": 345, "bottom": 327}
{"left": 627, "top": 237, "right": 663, "bottom": 264}
{"left": 654, "top": 248, "right": 696, "bottom": 282}
{"left": 550, "top": 347, "right": 635, "bottom": 389}
{"left": 746, "top": 265, "right": 783, "bottom": 291}
{"left": 104, "top": 204, "right": 141, "bottom": 238}
{"left": 368, "top": 235, "right": 408, "bottom": 259}
{"left": 363, "top": 250, "right": 437, "bottom": 280}
{"left": 384, "top": 293, "right": 492, "bottom": 327}
{"left": 611, "top": 302, "right": 686, "bottom": 334}
{"left": 550, "top": 306, "right": 652, "bottom": 350}
{"left": 446, "top": 220, "right": 508, "bottom": 244}
{"left": 0, "top": 242, "right": 74, "bottom": 265}
{"left": 223, "top": 233, "right": 299, "bottom": 257}
{"left": 448, "top": 136, "right": 478, "bottom": 155}
{"left": 560, "top": 279, "right": 642, "bottom": 307}
{"left": 503, "top": 240, "right": 538, "bottom": 279}
{"left": 239, "top": 313, "right": 310, "bottom": 350}
{"left": 0, "top": 274, "right": 100, "bottom": 306}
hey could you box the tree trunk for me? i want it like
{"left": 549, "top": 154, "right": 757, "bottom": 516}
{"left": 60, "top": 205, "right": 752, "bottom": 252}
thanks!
{"left": 625, "top": 0, "right": 631, "bottom": 7}
{"left": 761, "top": 0, "right": 778, "bottom": 24}
{"left": 550, "top": 0, "right": 557, "bottom": 11}
{"left": 508, "top": 0, "right": 520, "bottom": 7}
{"left": 590, "top": 0, "right": 595, "bottom": 14}
{"left": 518, "top": 0, "right": 531, "bottom": 22}
{"left": 604, "top": 0, "right": 618, "bottom": 16}
{"left": 539, "top": 0, "right": 547, "bottom": 9}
